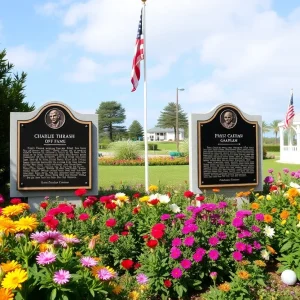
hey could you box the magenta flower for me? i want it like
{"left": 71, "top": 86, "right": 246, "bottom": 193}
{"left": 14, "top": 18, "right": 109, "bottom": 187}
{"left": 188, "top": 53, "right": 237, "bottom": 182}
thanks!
{"left": 283, "top": 168, "right": 289, "bottom": 174}
{"left": 255, "top": 213, "right": 264, "bottom": 221}
{"left": 253, "top": 240, "right": 261, "bottom": 250}
{"left": 193, "top": 248, "right": 206, "bottom": 262}
{"left": 136, "top": 273, "right": 148, "bottom": 284}
{"left": 208, "top": 249, "right": 219, "bottom": 261}
{"left": 180, "top": 259, "right": 192, "bottom": 269}
{"left": 208, "top": 237, "right": 219, "bottom": 247}
{"left": 171, "top": 267, "right": 183, "bottom": 279}
{"left": 80, "top": 256, "right": 97, "bottom": 267}
{"left": 217, "top": 219, "right": 226, "bottom": 225}
{"left": 161, "top": 214, "right": 171, "bottom": 221}
{"left": 238, "top": 230, "right": 252, "bottom": 238}
{"left": 217, "top": 231, "right": 227, "bottom": 240}
{"left": 97, "top": 268, "right": 114, "bottom": 280}
{"left": 246, "top": 245, "right": 253, "bottom": 254}
{"left": 236, "top": 210, "right": 252, "bottom": 218}
{"left": 232, "top": 251, "right": 243, "bottom": 261}
{"left": 232, "top": 218, "right": 244, "bottom": 228}
{"left": 218, "top": 202, "right": 228, "bottom": 209}
{"left": 172, "top": 238, "right": 182, "bottom": 247}
{"left": 184, "top": 236, "right": 195, "bottom": 247}
{"left": 175, "top": 213, "right": 186, "bottom": 219}
{"left": 235, "top": 242, "right": 246, "bottom": 252}
{"left": 170, "top": 247, "right": 181, "bottom": 259}
{"left": 0, "top": 194, "right": 4, "bottom": 204}
{"left": 264, "top": 176, "right": 274, "bottom": 184}
{"left": 251, "top": 225, "right": 260, "bottom": 232}
{"left": 268, "top": 168, "right": 274, "bottom": 174}
{"left": 182, "top": 223, "right": 198, "bottom": 234}
{"left": 36, "top": 251, "right": 56, "bottom": 265}
{"left": 53, "top": 269, "right": 71, "bottom": 285}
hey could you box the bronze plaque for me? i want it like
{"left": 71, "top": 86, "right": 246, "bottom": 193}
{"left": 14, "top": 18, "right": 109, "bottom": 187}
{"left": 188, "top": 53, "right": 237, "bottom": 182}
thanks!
{"left": 198, "top": 105, "right": 258, "bottom": 188}
{"left": 17, "top": 103, "right": 92, "bottom": 190}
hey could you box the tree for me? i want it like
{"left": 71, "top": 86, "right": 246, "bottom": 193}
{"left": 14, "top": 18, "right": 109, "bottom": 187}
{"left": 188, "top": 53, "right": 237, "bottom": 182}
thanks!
{"left": 96, "top": 101, "right": 126, "bottom": 141}
{"left": 156, "top": 102, "right": 188, "bottom": 138}
{"left": 262, "top": 121, "right": 270, "bottom": 138}
{"left": 269, "top": 120, "right": 281, "bottom": 144}
{"left": 0, "top": 49, "right": 35, "bottom": 195}
{"left": 128, "top": 120, "right": 144, "bottom": 140}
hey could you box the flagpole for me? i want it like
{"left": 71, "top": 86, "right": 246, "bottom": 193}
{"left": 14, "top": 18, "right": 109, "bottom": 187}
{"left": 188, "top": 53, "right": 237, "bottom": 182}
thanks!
{"left": 142, "top": 0, "right": 149, "bottom": 192}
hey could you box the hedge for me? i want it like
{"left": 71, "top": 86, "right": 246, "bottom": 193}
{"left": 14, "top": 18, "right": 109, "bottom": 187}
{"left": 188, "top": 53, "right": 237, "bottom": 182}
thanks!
{"left": 263, "top": 145, "right": 280, "bottom": 152}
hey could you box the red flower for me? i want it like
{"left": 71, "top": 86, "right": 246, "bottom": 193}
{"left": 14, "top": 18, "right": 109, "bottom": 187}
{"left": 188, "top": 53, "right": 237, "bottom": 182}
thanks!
{"left": 132, "top": 206, "right": 141, "bottom": 214}
{"left": 196, "top": 195, "right": 205, "bottom": 202}
{"left": 148, "top": 199, "right": 160, "bottom": 205}
{"left": 147, "top": 239, "right": 158, "bottom": 248}
{"left": 152, "top": 223, "right": 166, "bottom": 231}
{"left": 270, "top": 185, "right": 278, "bottom": 192}
{"left": 66, "top": 213, "right": 75, "bottom": 219}
{"left": 74, "top": 188, "right": 87, "bottom": 197}
{"left": 99, "top": 195, "right": 115, "bottom": 203}
{"left": 133, "top": 193, "right": 141, "bottom": 198}
{"left": 106, "top": 202, "right": 117, "bottom": 210}
{"left": 106, "top": 218, "right": 117, "bottom": 227}
{"left": 83, "top": 199, "right": 94, "bottom": 208}
{"left": 134, "top": 262, "right": 141, "bottom": 269}
{"left": 42, "top": 216, "right": 59, "bottom": 230}
{"left": 124, "top": 222, "right": 134, "bottom": 230}
{"left": 121, "top": 231, "right": 129, "bottom": 236}
{"left": 121, "top": 259, "right": 134, "bottom": 270}
{"left": 10, "top": 198, "right": 22, "bottom": 205}
{"left": 164, "top": 279, "right": 172, "bottom": 288}
{"left": 109, "top": 234, "right": 119, "bottom": 243}
{"left": 183, "top": 190, "right": 194, "bottom": 198}
{"left": 167, "top": 192, "right": 171, "bottom": 198}
{"left": 151, "top": 229, "right": 164, "bottom": 239}
{"left": 79, "top": 213, "right": 89, "bottom": 221}
{"left": 40, "top": 202, "right": 48, "bottom": 209}
{"left": 142, "top": 234, "right": 149, "bottom": 239}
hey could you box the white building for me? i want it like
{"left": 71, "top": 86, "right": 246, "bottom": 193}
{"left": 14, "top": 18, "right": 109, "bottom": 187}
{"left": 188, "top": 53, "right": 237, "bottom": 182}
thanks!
{"left": 278, "top": 113, "right": 300, "bottom": 164}
{"left": 147, "top": 127, "right": 185, "bottom": 142}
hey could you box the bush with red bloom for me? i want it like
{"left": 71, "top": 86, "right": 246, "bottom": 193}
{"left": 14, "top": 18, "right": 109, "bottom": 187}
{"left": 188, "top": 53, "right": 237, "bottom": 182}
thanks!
{"left": 133, "top": 193, "right": 141, "bottom": 198}
{"left": 106, "top": 218, "right": 117, "bottom": 227}
{"left": 109, "top": 234, "right": 119, "bottom": 243}
{"left": 10, "top": 198, "right": 22, "bottom": 205}
{"left": 121, "top": 259, "right": 134, "bottom": 270}
{"left": 164, "top": 279, "right": 172, "bottom": 288}
{"left": 148, "top": 199, "right": 160, "bottom": 206}
{"left": 121, "top": 231, "right": 129, "bottom": 236}
{"left": 74, "top": 188, "right": 87, "bottom": 197}
{"left": 99, "top": 195, "right": 115, "bottom": 203}
{"left": 147, "top": 239, "right": 158, "bottom": 248}
{"left": 42, "top": 215, "right": 59, "bottom": 230}
{"left": 105, "top": 202, "right": 117, "bottom": 210}
{"left": 183, "top": 190, "right": 194, "bottom": 198}
{"left": 151, "top": 223, "right": 166, "bottom": 239}
{"left": 132, "top": 206, "right": 141, "bottom": 214}
{"left": 40, "top": 202, "right": 48, "bottom": 209}
{"left": 79, "top": 213, "right": 89, "bottom": 221}
{"left": 83, "top": 198, "right": 94, "bottom": 208}
{"left": 196, "top": 195, "right": 205, "bottom": 202}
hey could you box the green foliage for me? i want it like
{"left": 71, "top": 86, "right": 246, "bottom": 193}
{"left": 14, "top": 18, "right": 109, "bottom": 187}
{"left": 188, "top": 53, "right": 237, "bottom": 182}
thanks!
{"left": 148, "top": 143, "right": 158, "bottom": 150}
{"left": 0, "top": 49, "right": 35, "bottom": 195}
{"left": 263, "top": 145, "right": 280, "bottom": 152}
{"left": 96, "top": 101, "right": 126, "bottom": 141}
{"left": 179, "top": 139, "right": 189, "bottom": 157}
{"left": 128, "top": 120, "right": 143, "bottom": 140}
{"left": 108, "top": 141, "right": 143, "bottom": 160}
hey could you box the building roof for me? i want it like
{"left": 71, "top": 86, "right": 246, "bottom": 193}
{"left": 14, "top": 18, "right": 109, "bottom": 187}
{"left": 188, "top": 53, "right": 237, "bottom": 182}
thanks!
{"left": 147, "top": 127, "right": 184, "bottom": 133}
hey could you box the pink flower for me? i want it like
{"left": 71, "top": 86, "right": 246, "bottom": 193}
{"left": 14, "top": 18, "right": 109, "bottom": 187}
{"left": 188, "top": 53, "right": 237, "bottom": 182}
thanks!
{"left": 161, "top": 214, "right": 171, "bottom": 221}
{"left": 171, "top": 267, "right": 183, "bottom": 279}
{"left": 208, "top": 249, "right": 219, "bottom": 261}
{"left": 109, "top": 234, "right": 119, "bottom": 243}
{"left": 253, "top": 241, "right": 261, "bottom": 250}
{"left": 106, "top": 218, "right": 117, "bottom": 227}
{"left": 172, "top": 238, "right": 182, "bottom": 247}
{"left": 235, "top": 242, "right": 246, "bottom": 252}
{"left": 255, "top": 213, "right": 264, "bottom": 221}
{"left": 217, "top": 231, "right": 227, "bottom": 240}
{"left": 184, "top": 236, "right": 195, "bottom": 247}
{"left": 74, "top": 188, "right": 87, "bottom": 197}
{"left": 36, "top": 251, "right": 56, "bottom": 265}
{"left": 79, "top": 213, "right": 89, "bottom": 221}
{"left": 80, "top": 256, "right": 97, "bottom": 267}
{"left": 136, "top": 273, "right": 148, "bottom": 284}
{"left": 53, "top": 269, "right": 71, "bottom": 285}
{"left": 208, "top": 237, "right": 219, "bottom": 247}
{"left": 180, "top": 259, "right": 192, "bottom": 269}
{"left": 251, "top": 225, "right": 260, "bottom": 232}
{"left": 170, "top": 247, "right": 181, "bottom": 259}
{"left": 232, "top": 217, "right": 244, "bottom": 228}
{"left": 193, "top": 248, "right": 206, "bottom": 262}
{"left": 232, "top": 251, "right": 243, "bottom": 261}
{"left": 10, "top": 198, "right": 22, "bottom": 205}
{"left": 97, "top": 268, "right": 115, "bottom": 280}
{"left": 0, "top": 194, "right": 5, "bottom": 204}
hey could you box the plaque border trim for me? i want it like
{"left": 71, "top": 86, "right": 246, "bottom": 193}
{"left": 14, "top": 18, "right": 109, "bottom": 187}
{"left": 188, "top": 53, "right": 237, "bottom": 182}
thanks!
{"left": 17, "top": 103, "right": 92, "bottom": 191}
{"left": 197, "top": 104, "right": 259, "bottom": 188}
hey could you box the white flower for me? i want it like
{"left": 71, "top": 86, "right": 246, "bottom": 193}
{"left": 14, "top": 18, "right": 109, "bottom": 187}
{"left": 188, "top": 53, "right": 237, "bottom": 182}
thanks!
{"left": 149, "top": 193, "right": 160, "bottom": 200}
{"left": 169, "top": 204, "right": 181, "bottom": 213}
{"left": 158, "top": 194, "right": 170, "bottom": 204}
{"left": 261, "top": 250, "right": 270, "bottom": 260}
{"left": 115, "top": 192, "right": 126, "bottom": 198}
{"left": 264, "top": 225, "right": 275, "bottom": 238}
{"left": 296, "top": 222, "right": 300, "bottom": 228}
{"left": 289, "top": 182, "right": 300, "bottom": 190}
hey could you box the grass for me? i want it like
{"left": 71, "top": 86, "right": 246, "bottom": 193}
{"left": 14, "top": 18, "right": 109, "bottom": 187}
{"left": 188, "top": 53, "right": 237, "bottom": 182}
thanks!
{"left": 98, "top": 156, "right": 300, "bottom": 189}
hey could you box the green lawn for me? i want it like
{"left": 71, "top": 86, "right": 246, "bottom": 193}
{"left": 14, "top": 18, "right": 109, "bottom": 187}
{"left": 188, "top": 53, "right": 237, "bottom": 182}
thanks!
{"left": 98, "top": 158, "right": 300, "bottom": 189}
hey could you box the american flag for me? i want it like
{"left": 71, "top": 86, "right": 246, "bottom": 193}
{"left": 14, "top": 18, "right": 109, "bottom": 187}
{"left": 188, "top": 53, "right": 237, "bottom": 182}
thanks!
{"left": 131, "top": 9, "right": 144, "bottom": 92}
{"left": 284, "top": 91, "right": 295, "bottom": 128}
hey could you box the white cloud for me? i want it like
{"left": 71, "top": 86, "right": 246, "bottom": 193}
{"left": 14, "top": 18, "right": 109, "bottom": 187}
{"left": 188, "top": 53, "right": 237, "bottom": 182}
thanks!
{"left": 35, "top": 0, "right": 75, "bottom": 16}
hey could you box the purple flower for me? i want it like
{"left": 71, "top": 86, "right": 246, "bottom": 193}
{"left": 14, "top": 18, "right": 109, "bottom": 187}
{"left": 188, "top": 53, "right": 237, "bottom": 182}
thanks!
{"left": 204, "top": 203, "right": 218, "bottom": 211}
{"left": 217, "top": 231, "right": 227, "bottom": 240}
{"left": 53, "top": 269, "right": 71, "bottom": 285}
{"left": 175, "top": 213, "right": 186, "bottom": 219}
{"left": 245, "top": 244, "right": 253, "bottom": 254}
{"left": 182, "top": 223, "right": 198, "bottom": 235}
{"left": 218, "top": 219, "right": 226, "bottom": 225}
{"left": 180, "top": 259, "right": 192, "bottom": 269}
{"left": 36, "top": 251, "right": 56, "bottom": 265}
{"left": 232, "top": 251, "right": 243, "bottom": 261}
{"left": 264, "top": 176, "right": 274, "bottom": 184}
{"left": 283, "top": 168, "right": 289, "bottom": 174}
{"left": 184, "top": 236, "right": 195, "bottom": 247}
{"left": 161, "top": 214, "right": 171, "bottom": 221}
{"left": 172, "top": 238, "right": 182, "bottom": 247}
{"left": 193, "top": 248, "right": 206, "bottom": 262}
{"left": 232, "top": 218, "right": 244, "bottom": 228}
{"left": 210, "top": 272, "right": 217, "bottom": 280}
{"left": 80, "top": 256, "right": 97, "bottom": 267}
{"left": 218, "top": 202, "right": 228, "bottom": 209}
{"left": 208, "top": 249, "right": 219, "bottom": 261}
{"left": 170, "top": 247, "right": 181, "bottom": 259}
{"left": 255, "top": 213, "right": 264, "bottom": 221}
{"left": 171, "top": 267, "right": 183, "bottom": 279}
{"left": 235, "top": 242, "right": 246, "bottom": 252}
{"left": 136, "top": 273, "right": 148, "bottom": 284}
{"left": 31, "top": 231, "right": 63, "bottom": 243}
{"left": 291, "top": 171, "right": 295, "bottom": 177}
{"left": 236, "top": 210, "right": 252, "bottom": 218}
{"left": 238, "top": 230, "right": 252, "bottom": 238}
{"left": 208, "top": 237, "right": 219, "bottom": 247}
{"left": 251, "top": 225, "right": 260, "bottom": 232}
{"left": 97, "top": 268, "right": 114, "bottom": 280}
{"left": 253, "top": 241, "right": 261, "bottom": 250}
{"left": 268, "top": 169, "right": 274, "bottom": 174}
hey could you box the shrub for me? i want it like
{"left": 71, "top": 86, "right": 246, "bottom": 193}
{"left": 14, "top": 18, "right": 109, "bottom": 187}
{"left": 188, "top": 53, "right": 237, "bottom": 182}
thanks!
{"left": 179, "top": 139, "right": 189, "bottom": 157}
{"left": 148, "top": 143, "right": 158, "bottom": 151}
{"left": 108, "top": 141, "right": 143, "bottom": 160}
{"left": 263, "top": 145, "right": 280, "bottom": 152}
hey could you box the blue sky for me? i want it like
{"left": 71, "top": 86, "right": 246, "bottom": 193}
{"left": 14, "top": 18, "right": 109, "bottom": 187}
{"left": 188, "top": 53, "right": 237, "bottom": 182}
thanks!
{"left": 1, "top": 0, "right": 300, "bottom": 130}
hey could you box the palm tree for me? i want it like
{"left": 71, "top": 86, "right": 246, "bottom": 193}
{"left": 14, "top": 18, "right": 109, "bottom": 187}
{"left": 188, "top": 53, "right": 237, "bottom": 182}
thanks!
{"left": 269, "top": 120, "right": 281, "bottom": 144}
{"left": 262, "top": 121, "right": 270, "bottom": 139}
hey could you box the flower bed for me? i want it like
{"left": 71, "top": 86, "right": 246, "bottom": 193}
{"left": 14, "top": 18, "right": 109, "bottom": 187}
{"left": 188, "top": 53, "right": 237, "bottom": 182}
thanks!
{"left": 0, "top": 170, "right": 300, "bottom": 299}
{"left": 98, "top": 156, "right": 189, "bottom": 166}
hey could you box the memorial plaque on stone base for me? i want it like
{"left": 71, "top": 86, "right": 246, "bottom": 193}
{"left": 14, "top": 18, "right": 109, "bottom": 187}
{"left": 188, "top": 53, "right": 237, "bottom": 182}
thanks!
{"left": 17, "top": 103, "right": 92, "bottom": 190}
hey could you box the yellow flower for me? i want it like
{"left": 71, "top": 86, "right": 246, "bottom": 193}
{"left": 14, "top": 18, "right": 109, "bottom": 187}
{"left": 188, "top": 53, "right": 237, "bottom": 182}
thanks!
{"left": 255, "top": 193, "right": 260, "bottom": 197}
{"left": 287, "top": 188, "right": 299, "bottom": 198}
{"left": 39, "top": 243, "right": 54, "bottom": 252}
{"left": 2, "top": 205, "right": 24, "bottom": 217}
{"left": 297, "top": 213, "right": 300, "bottom": 221}
{"left": 0, "top": 288, "right": 14, "bottom": 300}
{"left": 115, "top": 193, "right": 129, "bottom": 202}
{"left": 254, "top": 260, "right": 266, "bottom": 267}
{"left": 0, "top": 218, "right": 17, "bottom": 235}
{"left": 18, "top": 203, "right": 30, "bottom": 211}
{"left": 218, "top": 282, "right": 231, "bottom": 292}
{"left": 139, "top": 196, "right": 150, "bottom": 202}
{"left": 148, "top": 185, "right": 158, "bottom": 192}
{"left": 1, "top": 260, "right": 22, "bottom": 273}
{"left": 112, "top": 284, "right": 122, "bottom": 295}
{"left": 258, "top": 195, "right": 264, "bottom": 200}
{"left": 281, "top": 220, "right": 286, "bottom": 225}
{"left": 129, "top": 290, "right": 139, "bottom": 299}
{"left": 237, "top": 270, "right": 250, "bottom": 280}
{"left": 238, "top": 260, "right": 250, "bottom": 266}
{"left": 15, "top": 216, "right": 38, "bottom": 232}
{"left": 1, "top": 268, "right": 28, "bottom": 290}
{"left": 266, "top": 195, "right": 272, "bottom": 201}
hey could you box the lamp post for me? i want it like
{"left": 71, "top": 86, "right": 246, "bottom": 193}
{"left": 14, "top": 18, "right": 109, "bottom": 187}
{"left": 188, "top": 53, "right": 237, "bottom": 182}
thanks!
{"left": 176, "top": 87, "right": 185, "bottom": 152}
